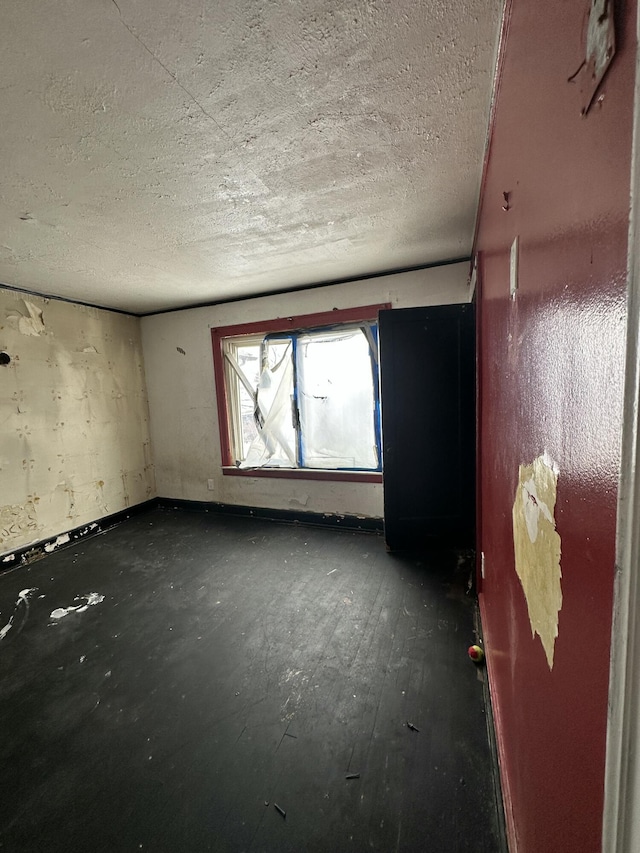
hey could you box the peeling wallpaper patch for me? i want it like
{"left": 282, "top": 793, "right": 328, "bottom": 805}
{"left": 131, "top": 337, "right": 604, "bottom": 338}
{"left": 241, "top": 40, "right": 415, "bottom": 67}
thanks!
{"left": 0, "top": 287, "right": 155, "bottom": 554}
{"left": 0, "top": 500, "right": 40, "bottom": 547}
{"left": 512, "top": 454, "right": 563, "bottom": 669}
{"left": 6, "top": 300, "right": 46, "bottom": 336}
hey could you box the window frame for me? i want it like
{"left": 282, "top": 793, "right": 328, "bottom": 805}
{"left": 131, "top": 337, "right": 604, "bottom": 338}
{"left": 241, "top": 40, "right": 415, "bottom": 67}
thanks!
{"left": 211, "top": 304, "right": 390, "bottom": 483}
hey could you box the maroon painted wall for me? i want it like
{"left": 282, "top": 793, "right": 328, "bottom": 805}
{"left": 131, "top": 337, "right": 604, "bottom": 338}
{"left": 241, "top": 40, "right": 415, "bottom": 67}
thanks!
{"left": 475, "top": 1, "right": 637, "bottom": 851}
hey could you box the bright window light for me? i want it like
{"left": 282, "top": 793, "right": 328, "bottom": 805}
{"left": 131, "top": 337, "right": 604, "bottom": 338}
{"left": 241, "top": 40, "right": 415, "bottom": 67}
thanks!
{"left": 221, "top": 323, "right": 381, "bottom": 472}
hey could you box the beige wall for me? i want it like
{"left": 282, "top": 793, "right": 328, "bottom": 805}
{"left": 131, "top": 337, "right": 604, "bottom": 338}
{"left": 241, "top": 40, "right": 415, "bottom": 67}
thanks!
{"left": 0, "top": 289, "right": 155, "bottom": 556}
{"left": 141, "top": 263, "right": 472, "bottom": 518}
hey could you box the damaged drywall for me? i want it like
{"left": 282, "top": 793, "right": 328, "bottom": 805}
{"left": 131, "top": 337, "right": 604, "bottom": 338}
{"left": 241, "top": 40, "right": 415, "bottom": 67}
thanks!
{"left": 512, "top": 454, "right": 562, "bottom": 669}
{"left": 0, "top": 288, "right": 156, "bottom": 554}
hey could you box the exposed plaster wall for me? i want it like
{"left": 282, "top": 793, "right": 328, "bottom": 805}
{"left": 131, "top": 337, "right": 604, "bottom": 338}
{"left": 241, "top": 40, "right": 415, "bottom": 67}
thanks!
{"left": 141, "top": 263, "right": 471, "bottom": 517}
{"left": 0, "top": 289, "right": 155, "bottom": 555}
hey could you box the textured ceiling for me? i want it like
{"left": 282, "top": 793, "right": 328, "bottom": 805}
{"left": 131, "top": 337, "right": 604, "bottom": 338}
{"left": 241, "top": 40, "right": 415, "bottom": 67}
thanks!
{"left": 0, "top": 0, "right": 502, "bottom": 314}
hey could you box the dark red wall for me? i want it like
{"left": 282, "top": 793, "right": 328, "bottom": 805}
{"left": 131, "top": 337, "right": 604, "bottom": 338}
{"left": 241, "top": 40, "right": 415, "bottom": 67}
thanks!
{"left": 475, "top": 1, "right": 637, "bottom": 851}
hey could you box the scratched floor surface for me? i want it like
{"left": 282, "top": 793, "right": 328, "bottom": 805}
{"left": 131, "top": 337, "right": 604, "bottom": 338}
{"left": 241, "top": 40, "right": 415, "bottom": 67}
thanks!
{"left": 0, "top": 507, "right": 502, "bottom": 852}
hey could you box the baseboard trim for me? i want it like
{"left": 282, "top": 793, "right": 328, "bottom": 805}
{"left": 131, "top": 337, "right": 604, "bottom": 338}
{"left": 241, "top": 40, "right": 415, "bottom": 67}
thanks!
{"left": 156, "top": 497, "right": 384, "bottom": 533}
{"left": 1, "top": 497, "right": 383, "bottom": 573}
{"left": 478, "top": 594, "right": 515, "bottom": 852}
{"left": 476, "top": 597, "right": 510, "bottom": 853}
{"left": 0, "top": 499, "right": 157, "bottom": 573}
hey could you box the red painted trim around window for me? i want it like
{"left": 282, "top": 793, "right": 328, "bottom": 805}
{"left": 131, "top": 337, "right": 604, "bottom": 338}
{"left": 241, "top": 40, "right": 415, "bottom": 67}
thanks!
{"left": 211, "top": 329, "right": 232, "bottom": 466}
{"left": 211, "top": 302, "right": 391, "bottom": 472}
{"left": 222, "top": 467, "right": 383, "bottom": 484}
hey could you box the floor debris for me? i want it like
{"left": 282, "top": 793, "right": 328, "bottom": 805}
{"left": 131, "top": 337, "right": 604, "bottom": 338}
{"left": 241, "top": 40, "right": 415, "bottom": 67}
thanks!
{"left": 50, "top": 592, "right": 105, "bottom": 620}
{"left": 0, "top": 588, "right": 38, "bottom": 641}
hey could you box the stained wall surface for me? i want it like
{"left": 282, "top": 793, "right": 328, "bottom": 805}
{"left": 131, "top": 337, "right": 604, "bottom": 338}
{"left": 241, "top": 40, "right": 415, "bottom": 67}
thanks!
{"left": 0, "top": 288, "right": 155, "bottom": 556}
{"left": 474, "top": 0, "right": 637, "bottom": 851}
{"left": 141, "top": 264, "right": 471, "bottom": 519}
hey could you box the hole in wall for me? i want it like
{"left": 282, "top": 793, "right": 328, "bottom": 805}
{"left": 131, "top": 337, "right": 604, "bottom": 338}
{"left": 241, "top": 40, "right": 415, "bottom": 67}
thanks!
{"left": 0, "top": 352, "right": 11, "bottom": 366}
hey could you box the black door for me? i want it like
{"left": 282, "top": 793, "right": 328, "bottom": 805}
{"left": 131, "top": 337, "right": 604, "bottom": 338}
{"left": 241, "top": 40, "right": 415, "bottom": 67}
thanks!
{"left": 379, "top": 304, "right": 475, "bottom": 550}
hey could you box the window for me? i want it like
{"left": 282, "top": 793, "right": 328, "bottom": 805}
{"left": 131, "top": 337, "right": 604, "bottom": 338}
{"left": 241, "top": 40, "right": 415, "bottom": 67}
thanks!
{"left": 211, "top": 305, "right": 390, "bottom": 481}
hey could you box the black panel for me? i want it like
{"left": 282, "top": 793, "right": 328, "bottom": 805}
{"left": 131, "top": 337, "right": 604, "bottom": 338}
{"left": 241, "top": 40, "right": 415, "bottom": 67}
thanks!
{"left": 379, "top": 304, "right": 475, "bottom": 549}
{"left": 156, "top": 497, "right": 384, "bottom": 532}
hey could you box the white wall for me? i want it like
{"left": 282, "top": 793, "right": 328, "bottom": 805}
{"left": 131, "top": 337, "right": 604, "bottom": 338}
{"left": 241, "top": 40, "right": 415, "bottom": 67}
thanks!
{"left": 141, "top": 263, "right": 472, "bottom": 518}
{"left": 0, "top": 289, "right": 155, "bottom": 555}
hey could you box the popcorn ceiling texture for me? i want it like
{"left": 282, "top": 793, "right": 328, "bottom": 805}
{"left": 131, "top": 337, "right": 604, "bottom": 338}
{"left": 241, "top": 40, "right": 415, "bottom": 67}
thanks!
{"left": 0, "top": 0, "right": 502, "bottom": 313}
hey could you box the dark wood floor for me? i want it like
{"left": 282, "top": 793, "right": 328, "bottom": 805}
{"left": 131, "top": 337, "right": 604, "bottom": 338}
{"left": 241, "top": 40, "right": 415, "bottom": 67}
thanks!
{"left": 0, "top": 508, "right": 502, "bottom": 852}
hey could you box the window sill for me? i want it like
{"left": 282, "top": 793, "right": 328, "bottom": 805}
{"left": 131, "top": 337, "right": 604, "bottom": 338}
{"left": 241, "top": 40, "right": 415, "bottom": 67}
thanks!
{"left": 222, "top": 467, "right": 382, "bottom": 484}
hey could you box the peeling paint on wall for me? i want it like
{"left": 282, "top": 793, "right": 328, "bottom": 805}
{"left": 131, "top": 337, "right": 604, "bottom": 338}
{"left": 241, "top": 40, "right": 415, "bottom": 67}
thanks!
{"left": 6, "top": 300, "right": 46, "bottom": 336}
{"left": 512, "top": 454, "right": 562, "bottom": 669}
{"left": 44, "top": 533, "right": 70, "bottom": 553}
{"left": 289, "top": 495, "right": 310, "bottom": 508}
{"left": 1, "top": 520, "right": 101, "bottom": 571}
